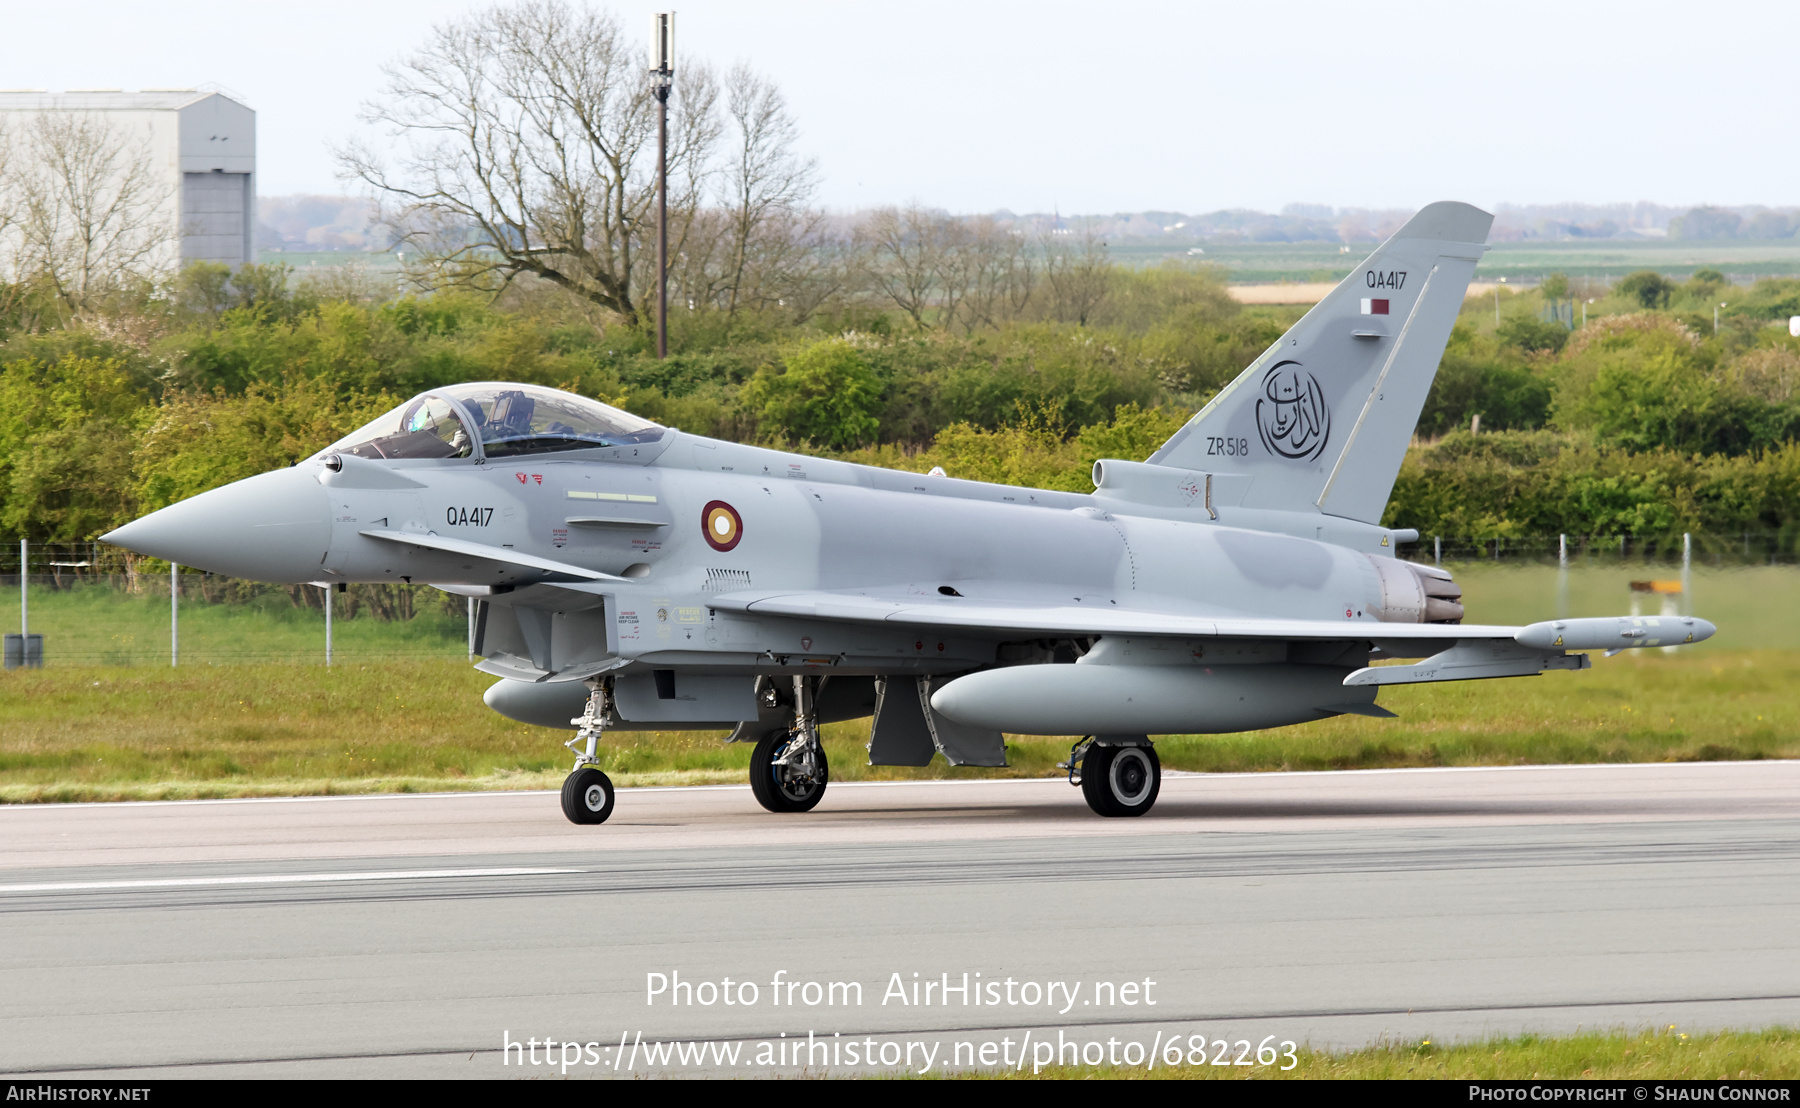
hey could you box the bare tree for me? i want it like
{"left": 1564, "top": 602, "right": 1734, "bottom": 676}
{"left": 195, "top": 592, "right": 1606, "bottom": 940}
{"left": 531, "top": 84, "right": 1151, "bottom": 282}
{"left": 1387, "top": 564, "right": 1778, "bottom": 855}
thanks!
{"left": 857, "top": 204, "right": 965, "bottom": 329}
{"left": 663, "top": 204, "right": 732, "bottom": 313}
{"left": 775, "top": 219, "right": 855, "bottom": 323}
{"left": 950, "top": 216, "right": 1035, "bottom": 332}
{"left": 339, "top": 1, "right": 719, "bottom": 328}
{"left": 649, "top": 63, "right": 824, "bottom": 325}
{"left": 0, "top": 122, "right": 16, "bottom": 240}
{"left": 717, "top": 63, "right": 818, "bottom": 318}
{"left": 634, "top": 60, "right": 722, "bottom": 317}
{"left": 853, "top": 207, "right": 1043, "bottom": 333}
{"left": 1039, "top": 218, "right": 1111, "bottom": 326}
{"left": 0, "top": 122, "right": 20, "bottom": 319}
{"left": 1, "top": 112, "right": 173, "bottom": 313}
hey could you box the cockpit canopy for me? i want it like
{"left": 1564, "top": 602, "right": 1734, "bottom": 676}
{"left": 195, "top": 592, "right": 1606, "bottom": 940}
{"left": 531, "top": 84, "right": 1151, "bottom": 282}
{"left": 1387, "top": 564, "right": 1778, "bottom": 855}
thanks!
{"left": 316, "top": 383, "right": 665, "bottom": 462}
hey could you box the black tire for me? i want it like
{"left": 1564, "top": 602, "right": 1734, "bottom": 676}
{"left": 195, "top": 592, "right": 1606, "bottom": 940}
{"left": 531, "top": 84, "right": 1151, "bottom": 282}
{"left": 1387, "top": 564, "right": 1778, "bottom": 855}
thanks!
{"left": 749, "top": 729, "right": 828, "bottom": 813}
{"left": 561, "top": 766, "right": 615, "bottom": 825}
{"left": 1080, "top": 743, "right": 1160, "bottom": 818}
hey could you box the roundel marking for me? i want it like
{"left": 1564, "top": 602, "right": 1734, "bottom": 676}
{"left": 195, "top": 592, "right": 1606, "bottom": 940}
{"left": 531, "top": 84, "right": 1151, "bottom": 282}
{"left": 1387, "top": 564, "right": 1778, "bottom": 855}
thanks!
{"left": 702, "top": 500, "right": 743, "bottom": 552}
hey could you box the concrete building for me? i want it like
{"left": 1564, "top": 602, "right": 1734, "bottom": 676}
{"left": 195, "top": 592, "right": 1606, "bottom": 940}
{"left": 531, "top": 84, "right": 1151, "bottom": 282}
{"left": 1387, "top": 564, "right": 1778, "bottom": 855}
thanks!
{"left": 0, "top": 88, "right": 255, "bottom": 269}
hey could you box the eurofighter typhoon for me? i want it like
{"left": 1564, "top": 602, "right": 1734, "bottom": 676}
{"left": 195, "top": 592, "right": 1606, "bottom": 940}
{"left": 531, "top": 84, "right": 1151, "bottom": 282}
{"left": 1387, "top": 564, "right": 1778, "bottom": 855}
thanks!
{"left": 103, "top": 203, "right": 1713, "bottom": 823}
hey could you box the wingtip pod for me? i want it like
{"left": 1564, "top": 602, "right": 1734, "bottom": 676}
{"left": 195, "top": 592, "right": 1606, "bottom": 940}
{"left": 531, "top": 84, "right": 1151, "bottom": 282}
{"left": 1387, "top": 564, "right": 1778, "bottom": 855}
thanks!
{"left": 1515, "top": 616, "right": 1716, "bottom": 652}
{"left": 1392, "top": 201, "right": 1494, "bottom": 244}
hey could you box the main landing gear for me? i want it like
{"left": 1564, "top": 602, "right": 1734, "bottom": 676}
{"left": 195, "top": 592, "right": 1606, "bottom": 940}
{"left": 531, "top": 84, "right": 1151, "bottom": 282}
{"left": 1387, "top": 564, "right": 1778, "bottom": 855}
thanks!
{"left": 749, "top": 676, "right": 829, "bottom": 814}
{"left": 560, "top": 678, "right": 616, "bottom": 825}
{"left": 1063, "top": 736, "right": 1161, "bottom": 817}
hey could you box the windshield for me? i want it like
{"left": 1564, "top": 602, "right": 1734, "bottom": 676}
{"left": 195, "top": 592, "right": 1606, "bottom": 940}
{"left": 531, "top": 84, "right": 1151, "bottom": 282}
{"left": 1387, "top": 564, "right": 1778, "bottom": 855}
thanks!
{"left": 437, "top": 383, "right": 664, "bottom": 457}
{"left": 321, "top": 395, "right": 474, "bottom": 460}
{"left": 315, "top": 384, "right": 663, "bottom": 462}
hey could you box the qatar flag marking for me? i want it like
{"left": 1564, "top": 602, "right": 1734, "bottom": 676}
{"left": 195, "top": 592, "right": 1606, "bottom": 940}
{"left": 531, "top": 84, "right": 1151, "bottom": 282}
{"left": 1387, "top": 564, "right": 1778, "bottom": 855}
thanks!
{"left": 1360, "top": 298, "right": 1390, "bottom": 315}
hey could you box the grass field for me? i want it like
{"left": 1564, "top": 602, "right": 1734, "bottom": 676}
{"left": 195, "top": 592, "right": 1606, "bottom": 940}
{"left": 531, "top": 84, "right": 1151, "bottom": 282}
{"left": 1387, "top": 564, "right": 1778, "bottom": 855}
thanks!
{"left": 1453, "top": 563, "right": 1800, "bottom": 651}
{"left": 1, "top": 564, "right": 1792, "bottom": 801}
{"left": 986, "top": 1027, "right": 1800, "bottom": 1080}
{"left": 0, "top": 645, "right": 1792, "bottom": 803}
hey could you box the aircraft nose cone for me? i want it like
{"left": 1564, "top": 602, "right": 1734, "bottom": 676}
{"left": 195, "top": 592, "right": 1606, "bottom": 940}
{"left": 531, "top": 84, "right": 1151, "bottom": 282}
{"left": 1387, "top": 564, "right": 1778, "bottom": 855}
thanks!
{"left": 102, "top": 465, "right": 331, "bottom": 583}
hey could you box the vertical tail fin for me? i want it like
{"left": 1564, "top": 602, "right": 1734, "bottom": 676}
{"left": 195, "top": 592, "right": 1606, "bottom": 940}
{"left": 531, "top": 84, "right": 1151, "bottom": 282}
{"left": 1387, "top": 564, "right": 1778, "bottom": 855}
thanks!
{"left": 1148, "top": 201, "right": 1492, "bottom": 524}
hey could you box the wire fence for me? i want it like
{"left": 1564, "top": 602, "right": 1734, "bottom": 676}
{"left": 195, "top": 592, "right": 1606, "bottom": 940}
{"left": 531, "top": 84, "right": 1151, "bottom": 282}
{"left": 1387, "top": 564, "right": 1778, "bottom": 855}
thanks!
{"left": 2, "top": 541, "right": 473, "bottom": 669}
{"left": 1401, "top": 532, "right": 1799, "bottom": 567}
{"left": 2, "top": 533, "right": 1795, "bottom": 669}
{"left": 9, "top": 532, "right": 1793, "bottom": 584}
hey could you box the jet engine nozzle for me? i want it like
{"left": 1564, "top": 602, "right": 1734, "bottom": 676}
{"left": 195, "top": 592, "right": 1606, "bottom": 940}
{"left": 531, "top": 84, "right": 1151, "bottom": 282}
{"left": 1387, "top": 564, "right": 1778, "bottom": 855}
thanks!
{"left": 1367, "top": 556, "right": 1464, "bottom": 624}
{"left": 101, "top": 464, "right": 333, "bottom": 583}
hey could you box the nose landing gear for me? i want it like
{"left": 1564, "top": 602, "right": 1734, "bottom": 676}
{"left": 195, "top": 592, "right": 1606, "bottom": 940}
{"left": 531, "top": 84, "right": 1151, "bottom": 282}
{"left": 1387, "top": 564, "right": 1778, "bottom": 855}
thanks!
{"left": 748, "top": 676, "right": 828, "bottom": 813}
{"left": 560, "top": 678, "right": 616, "bottom": 825}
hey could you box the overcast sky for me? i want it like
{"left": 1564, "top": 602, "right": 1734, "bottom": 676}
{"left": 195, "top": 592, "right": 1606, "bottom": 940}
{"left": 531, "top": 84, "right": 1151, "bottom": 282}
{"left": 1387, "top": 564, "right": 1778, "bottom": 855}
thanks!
{"left": 3, "top": 0, "right": 1793, "bottom": 214}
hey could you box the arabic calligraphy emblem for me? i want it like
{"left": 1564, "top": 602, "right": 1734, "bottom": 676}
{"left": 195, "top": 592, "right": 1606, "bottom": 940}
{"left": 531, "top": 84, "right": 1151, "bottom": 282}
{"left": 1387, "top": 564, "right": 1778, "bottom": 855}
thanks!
{"left": 1255, "top": 360, "right": 1331, "bottom": 461}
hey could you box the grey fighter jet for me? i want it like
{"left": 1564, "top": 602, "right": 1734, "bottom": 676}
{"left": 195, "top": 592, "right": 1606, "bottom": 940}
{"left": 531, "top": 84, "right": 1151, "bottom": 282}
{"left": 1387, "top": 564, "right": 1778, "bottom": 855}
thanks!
{"left": 103, "top": 202, "right": 1713, "bottom": 824}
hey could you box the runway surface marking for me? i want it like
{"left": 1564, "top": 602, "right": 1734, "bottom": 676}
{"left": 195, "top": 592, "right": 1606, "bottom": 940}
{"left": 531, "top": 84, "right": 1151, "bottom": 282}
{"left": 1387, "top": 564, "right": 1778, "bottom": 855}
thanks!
{"left": 4, "top": 760, "right": 1798, "bottom": 871}
{"left": 0, "top": 866, "right": 583, "bottom": 894}
{"left": 8, "top": 827, "right": 1800, "bottom": 910}
{"left": 19, "top": 758, "right": 1778, "bottom": 810}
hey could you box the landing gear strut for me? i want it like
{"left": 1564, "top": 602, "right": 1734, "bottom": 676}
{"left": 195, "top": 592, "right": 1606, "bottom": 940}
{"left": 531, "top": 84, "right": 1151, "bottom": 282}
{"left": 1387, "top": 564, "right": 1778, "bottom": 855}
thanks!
{"left": 1064, "top": 736, "right": 1160, "bottom": 818}
{"left": 749, "top": 676, "right": 829, "bottom": 813}
{"left": 560, "top": 678, "right": 616, "bottom": 825}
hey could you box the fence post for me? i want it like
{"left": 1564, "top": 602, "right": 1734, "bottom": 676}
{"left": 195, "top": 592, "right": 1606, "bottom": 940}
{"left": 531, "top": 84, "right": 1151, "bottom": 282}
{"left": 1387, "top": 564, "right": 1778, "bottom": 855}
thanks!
{"left": 1434, "top": 536, "right": 1442, "bottom": 566}
{"left": 19, "top": 539, "right": 25, "bottom": 641}
{"left": 1557, "top": 533, "right": 1569, "bottom": 619}
{"left": 467, "top": 596, "right": 475, "bottom": 661}
{"left": 170, "top": 562, "right": 178, "bottom": 667}
{"left": 324, "top": 584, "right": 333, "bottom": 667}
{"left": 1682, "top": 532, "right": 1692, "bottom": 616}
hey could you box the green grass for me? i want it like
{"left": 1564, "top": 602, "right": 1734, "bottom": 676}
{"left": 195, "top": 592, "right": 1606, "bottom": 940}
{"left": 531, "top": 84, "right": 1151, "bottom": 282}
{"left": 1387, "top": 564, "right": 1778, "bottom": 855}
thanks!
{"left": 1, "top": 647, "right": 1794, "bottom": 802}
{"left": 980, "top": 1027, "right": 1800, "bottom": 1080}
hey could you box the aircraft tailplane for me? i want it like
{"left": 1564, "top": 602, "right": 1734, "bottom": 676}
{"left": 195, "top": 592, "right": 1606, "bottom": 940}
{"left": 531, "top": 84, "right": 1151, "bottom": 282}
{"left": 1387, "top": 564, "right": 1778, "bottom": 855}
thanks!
{"left": 1147, "top": 201, "right": 1493, "bottom": 524}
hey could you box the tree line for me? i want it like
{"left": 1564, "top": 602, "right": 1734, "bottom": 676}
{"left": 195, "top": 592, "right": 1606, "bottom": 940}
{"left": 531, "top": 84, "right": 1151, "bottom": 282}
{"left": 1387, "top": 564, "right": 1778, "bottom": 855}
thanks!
{"left": 2, "top": 255, "right": 1798, "bottom": 550}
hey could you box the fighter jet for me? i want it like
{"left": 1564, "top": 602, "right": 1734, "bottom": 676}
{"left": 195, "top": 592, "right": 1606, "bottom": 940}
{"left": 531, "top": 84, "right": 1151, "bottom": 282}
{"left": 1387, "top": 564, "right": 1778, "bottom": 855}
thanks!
{"left": 102, "top": 202, "right": 1713, "bottom": 824}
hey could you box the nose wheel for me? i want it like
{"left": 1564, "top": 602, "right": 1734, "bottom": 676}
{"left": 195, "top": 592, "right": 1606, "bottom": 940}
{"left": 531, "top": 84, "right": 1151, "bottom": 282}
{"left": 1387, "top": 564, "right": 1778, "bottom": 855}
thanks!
{"left": 561, "top": 765, "right": 615, "bottom": 824}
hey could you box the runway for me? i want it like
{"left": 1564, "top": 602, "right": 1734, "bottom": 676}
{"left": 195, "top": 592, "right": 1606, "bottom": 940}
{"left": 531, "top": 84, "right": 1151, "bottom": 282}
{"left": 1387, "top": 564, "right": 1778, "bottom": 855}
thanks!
{"left": 4, "top": 762, "right": 1800, "bottom": 1077}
